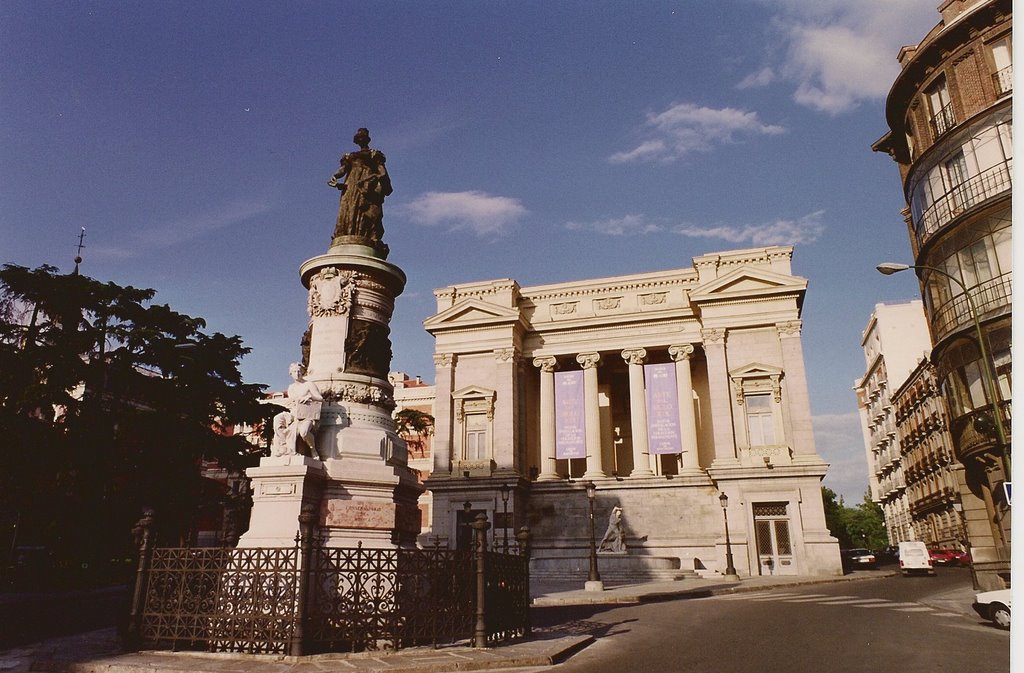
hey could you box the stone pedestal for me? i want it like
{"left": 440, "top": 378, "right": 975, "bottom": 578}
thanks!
{"left": 238, "top": 455, "right": 326, "bottom": 548}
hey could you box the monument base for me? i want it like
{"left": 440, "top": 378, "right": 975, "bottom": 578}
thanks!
{"left": 238, "top": 455, "right": 326, "bottom": 548}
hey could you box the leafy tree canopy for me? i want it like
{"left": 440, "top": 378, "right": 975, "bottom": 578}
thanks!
{"left": 821, "top": 487, "right": 889, "bottom": 550}
{"left": 0, "top": 264, "right": 277, "bottom": 568}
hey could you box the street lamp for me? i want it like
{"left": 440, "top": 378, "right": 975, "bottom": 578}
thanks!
{"left": 876, "top": 262, "right": 1010, "bottom": 479}
{"left": 583, "top": 481, "right": 603, "bottom": 591}
{"left": 499, "top": 483, "right": 511, "bottom": 553}
{"left": 719, "top": 492, "right": 740, "bottom": 580}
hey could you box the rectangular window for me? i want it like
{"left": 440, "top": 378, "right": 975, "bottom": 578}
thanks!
{"left": 464, "top": 414, "right": 488, "bottom": 460}
{"left": 959, "top": 239, "right": 994, "bottom": 288}
{"left": 927, "top": 77, "right": 955, "bottom": 136}
{"left": 990, "top": 38, "right": 1012, "bottom": 95}
{"left": 745, "top": 394, "right": 776, "bottom": 446}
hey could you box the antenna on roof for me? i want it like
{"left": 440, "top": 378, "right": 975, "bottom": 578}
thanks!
{"left": 73, "top": 227, "right": 86, "bottom": 275}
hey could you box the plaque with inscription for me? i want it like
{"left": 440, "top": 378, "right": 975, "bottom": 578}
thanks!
{"left": 322, "top": 499, "right": 396, "bottom": 530}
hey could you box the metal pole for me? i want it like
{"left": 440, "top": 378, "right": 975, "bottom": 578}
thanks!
{"left": 126, "top": 508, "right": 155, "bottom": 651}
{"left": 500, "top": 484, "right": 510, "bottom": 553}
{"left": 471, "top": 513, "right": 491, "bottom": 648}
{"left": 723, "top": 506, "right": 737, "bottom": 577}
{"left": 516, "top": 526, "right": 532, "bottom": 637}
{"left": 584, "top": 481, "right": 601, "bottom": 588}
{"left": 290, "top": 504, "right": 316, "bottom": 657}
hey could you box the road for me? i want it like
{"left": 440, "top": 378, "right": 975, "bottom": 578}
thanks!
{"left": 531, "top": 568, "right": 1008, "bottom": 673}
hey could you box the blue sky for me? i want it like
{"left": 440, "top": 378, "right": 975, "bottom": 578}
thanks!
{"left": 1, "top": 1, "right": 944, "bottom": 504}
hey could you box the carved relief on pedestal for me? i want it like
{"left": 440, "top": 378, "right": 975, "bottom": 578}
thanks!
{"left": 308, "top": 267, "right": 356, "bottom": 317}
{"left": 321, "top": 380, "right": 395, "bottom": 409}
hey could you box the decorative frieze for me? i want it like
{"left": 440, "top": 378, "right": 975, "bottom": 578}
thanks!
{"left": 777, "top": 320, "right": 802, "bottom": 338}
{"left": 494, "top": 347, "right": 519, "bottom": 363}
{"left": 638, "top": 292, "right": 667, "bottom": 306}
{"left": 594, "top": 296, "right": 622, "bottom": 311}
{"left": 551, "top": 302, "right": 579, "bottom": 317}
{"left": 701, "top": 327, "right": 727, "bottom": 344}
{"left": 433, "top": 353, "right": 454, "bottom": 368}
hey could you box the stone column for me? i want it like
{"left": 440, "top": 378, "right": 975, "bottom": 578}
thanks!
{"left": 777, "top": 321, "right": 816, "bottom": 460}
{"left": 533, "top": 356, "right": 560, "bottom": 481}
{"left": 669, "top": 344, "right": 702, "bottom": 473}
{"left": 621, "top": 348, "right": 654, "bottom": 477}
{"left": 432, "top": 353, "right": 456, "bottom": 476}
{"left": 702, "top": 328, "right": 738, "bottom": 465}
{"left": 577, "top": 352, "right": 606, "bottom": 479}
{"left": 493, "top": 348, "right": 519, "bottom": 474}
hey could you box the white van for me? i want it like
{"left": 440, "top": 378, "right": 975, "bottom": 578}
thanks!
{"left": 897, "top": 541, "right": 935, "bottom": 576}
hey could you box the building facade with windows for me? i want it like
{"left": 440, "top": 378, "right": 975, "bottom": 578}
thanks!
{"left": 873, "top": 0, "right": 1011, "bottom": 589}
{"left": 421, "top": 246, "right": 842, "bottom": 578}
{"left": 854, "top": 302, "right": 933, "bottom": 545}
{"left": 891, "top": 358, "right": 971, "bottom": 550}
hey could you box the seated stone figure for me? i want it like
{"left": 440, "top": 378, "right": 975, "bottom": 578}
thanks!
{"left": 598, "top": 506, "right": 626, "bottom": 554}
{"left": 271, "top": 363, "right": 324, "bottom": 458}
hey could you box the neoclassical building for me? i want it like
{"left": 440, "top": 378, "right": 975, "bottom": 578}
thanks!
{"left": 421, "top": 246, "right": 841, "bottom": 578}
{"left": 873, "top": 0, "right": 1011, "bottom": 589}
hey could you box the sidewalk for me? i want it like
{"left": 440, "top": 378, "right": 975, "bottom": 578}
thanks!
{"left": 0, "top": 569, "right": 919, "bottom": 673}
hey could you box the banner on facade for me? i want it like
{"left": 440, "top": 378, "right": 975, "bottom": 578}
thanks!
{"left": 645, "top": 363, "right": 682, "bottom": 455}
{"left": 554, "top": 370, "right": 586, "bottom": 459}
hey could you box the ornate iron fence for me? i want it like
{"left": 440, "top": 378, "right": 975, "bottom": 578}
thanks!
{"left": 126, "top": 510, "right": 530, "bottom": 655}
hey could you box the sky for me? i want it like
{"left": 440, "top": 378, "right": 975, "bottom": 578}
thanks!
{"left": 0, "top": 0, "right": 947, "bottom": 504}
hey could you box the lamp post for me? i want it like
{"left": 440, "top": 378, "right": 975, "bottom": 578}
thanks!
{"left": 876, "top": 262, "right": 1010, "bottom": 479}
{"left": 583, "top": 481, "right": 603, "bottom": 591}
{"left": 719, "top": 492, "right": 740, "bottom": 580}
{"left": 499, "top": 483, "right": 511, "bottom": 553}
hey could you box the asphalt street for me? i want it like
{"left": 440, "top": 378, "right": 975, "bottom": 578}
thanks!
{"left": 530, "top": 567, "right": 1008, "bottom": 673}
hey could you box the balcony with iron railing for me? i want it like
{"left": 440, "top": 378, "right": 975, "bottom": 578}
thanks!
{"left": 992, "top": 64, "right": 1013, "bottom": 96}
{"left": 930, "top": 102, "right": 957, "bottom": 137}
{"left": 930, "top": 272, "right": 1012, "bottom": 344}
{"left": 914, "top": 158, "right": 1012, "bottom": 247}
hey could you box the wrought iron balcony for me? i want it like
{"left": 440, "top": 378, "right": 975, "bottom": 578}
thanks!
{"left": 914, "top": 159, "right": 1012, "bottom": 247}
{"left": 930, "top": 272, "right": 1012, "bottom": 344}
{"left": 992, "top": 65, "right": 1013, "bottom": 96}
{"left": 930, "top": 102, "right": 957, "bottom": 137}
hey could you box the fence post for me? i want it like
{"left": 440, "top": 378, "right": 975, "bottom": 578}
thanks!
{"left": 471, "top": 512, "right": 491, "bottom": 648}
{"left": 126, "top": 508, "right": 155, "bottom": 651}
{"left": 290, "top": 503, "right": 317, "bottom": 657}
{"left": 516, "top": 526, "right": 532, "bottom": 636}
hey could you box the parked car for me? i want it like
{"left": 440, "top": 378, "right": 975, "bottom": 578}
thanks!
{"left": 972, "top": 589, "right": 1011, "bottom": 629}
{"left": 873, "top": 546, "right": 898, "bottom": 565}
{"left": 841, "top": 548, "right": 877, "bottom": 570}
{"left": 928, "top": 548, "right": 961, "bottom": 565}
{"left": 897, "top": 541, "right": 935, "bottom": 576}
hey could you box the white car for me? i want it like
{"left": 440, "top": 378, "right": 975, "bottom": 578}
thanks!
{"left": 972, "top": 589, "right": 1011, "bottom": 629}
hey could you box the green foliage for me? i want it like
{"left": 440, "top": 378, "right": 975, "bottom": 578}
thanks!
{"left": 0, "top": 264, "right": 277, "bottom": 578}
{"left": 394, "top": 408, "right": 434, "bottom": 437}
{"left": 821, "top": 487, "right": 889, "bottom": 550}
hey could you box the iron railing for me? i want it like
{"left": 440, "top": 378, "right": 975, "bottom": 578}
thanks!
{"left": 929, "top": 273, "right": 1012, "bottom": 344}
{"left": 126, "top": 511, "right": 530, "bottom": 655}
{"left": 930, "top": 102, "right": 957, "bottom": 137}
{"left": 914, "top": 159, "right": 1012, "bottom": 247}
{"left": 992, "top": 65, "right": 1013, "bottom": 96}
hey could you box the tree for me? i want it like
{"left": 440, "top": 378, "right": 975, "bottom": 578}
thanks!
{"left": 820, "top": 487, "right": 889, "bottom": 550}
{"left": 394, "top": 408, "right": 434, "bottom": 461}
{"left": 0, "top": 264, "right": 277, "bottom": 576}
{"left": 821, "top": 487, "right": 852, "bottom": 548}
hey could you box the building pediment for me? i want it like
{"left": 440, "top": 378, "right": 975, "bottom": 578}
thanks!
{"left": 729, "top": 362, "right": 784, "bottom": 379}
{"left": 423, "top": 298, "right": 521, "bottom": 332}
{"left": 689, "top": 267, "right": 806, "bottom": 305}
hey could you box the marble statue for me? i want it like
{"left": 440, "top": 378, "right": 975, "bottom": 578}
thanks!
{"left": 598, "top": 506, "right": 626, "bottom": 553}
{"left": 328, "top": 127, "right": 392, "bottom": 247}
{"left": 271, "top": 363, "right": 324, "bottom": 458}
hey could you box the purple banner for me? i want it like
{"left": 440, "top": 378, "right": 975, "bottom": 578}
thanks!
{"left": 554, "top": 370, "right": 586, "bottom": 459}
{"left": 645, "top": 363, "right": 682, "bottom": 455}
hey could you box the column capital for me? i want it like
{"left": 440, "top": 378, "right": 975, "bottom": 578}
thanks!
{"left": 576, "top": 352, "right": 601, "bottom": 369}
{"left": 777, "top": 320, "right": 802, "bottom": 338}
{"left": 701, "top": 328, "right": 726, "bottom": 345}
{"left": 494, "top": 347, "right": 519, "bottom": 363}
{"left": 668, "top": 344, "right": 695, "bottom": 361}
{"left": 433, "top": 352, "right": 455, "bottom": 368}
{"left": 532, "top": 355, "right": 559, "bottom": 372}
{"left": 621, "top": 347, "right": 647, "bottom": 366}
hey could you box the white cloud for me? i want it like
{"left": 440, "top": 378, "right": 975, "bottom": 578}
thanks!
{"left": 565, "top": 213, "right": 663, "bottom": 236}
{"left": 675, "top": 210, "right": 825, "bottom": 246}
{"left": 748, "top": 0, "right": 938, "bottom": 114}
{"left": 813, "top": 411, "right": 870, "bottom": 504}
{"left": 736, "top": 66, "right": 776, "bottom": 89}
{"left": 91, "top": 199, "right": 272, "bottom": 258}
{"left": 397, "top": 191, "right": 527, "bottom": 237}
{"left": 610, "top": 102, "right": 785, "bottom": 163}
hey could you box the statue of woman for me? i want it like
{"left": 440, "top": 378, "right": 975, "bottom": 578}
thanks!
{"left": 271, "top": 363, "right": 324, "bottom": 458}
{"left": 598, "top": 506, "right": 626, "bottom": 553}
{"left": 328, "top": 128, "right": 392, "bottom": 246}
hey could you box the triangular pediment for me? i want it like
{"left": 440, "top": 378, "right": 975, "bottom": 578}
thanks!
{"left": 452, "top": 384, "right": 496, "bottom": 400}
{"left": 424, "top": 298, "right": 521, "bottom": 331}
{"left": 690, "top": 267, "right": 806, "bottom": 303}
{"left": 729, "top": 362, "right": 784, "bottom": 379}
